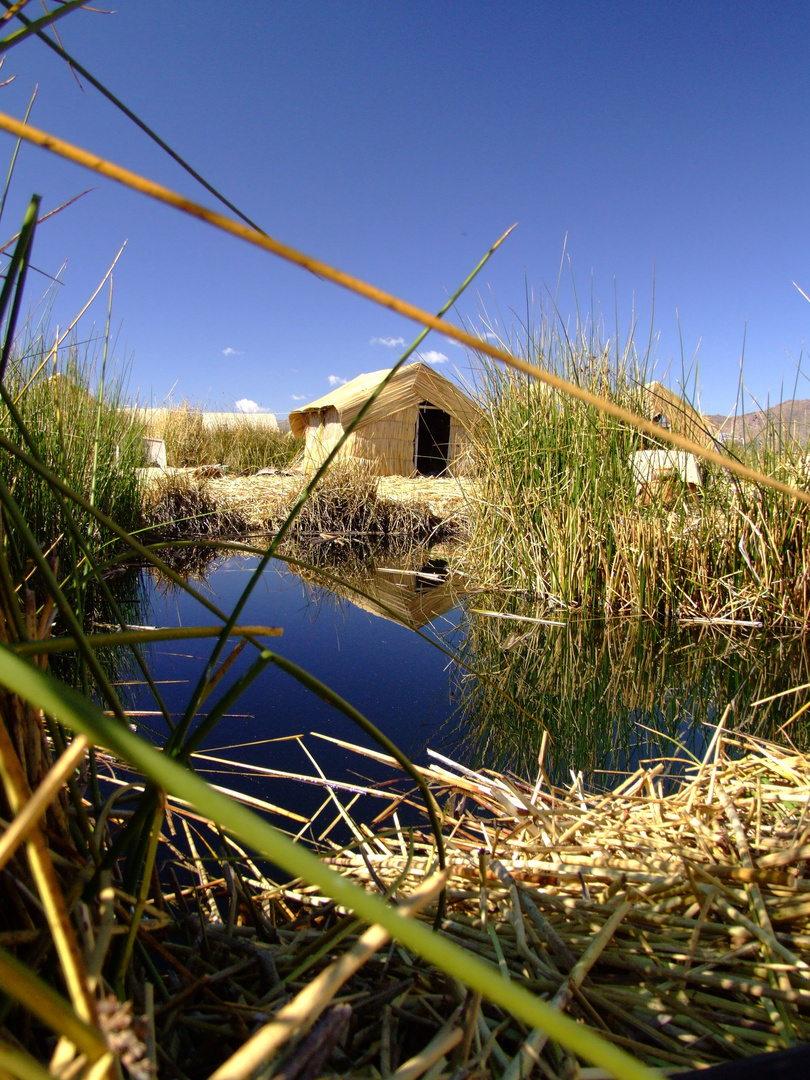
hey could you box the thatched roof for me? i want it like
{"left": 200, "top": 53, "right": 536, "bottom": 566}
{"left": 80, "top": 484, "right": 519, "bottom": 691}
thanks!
{"left": 288, "top": 363, "right": 479, "bottom": 438}
{"left": 642, "top": 381, "right": 716, "bottom": 449}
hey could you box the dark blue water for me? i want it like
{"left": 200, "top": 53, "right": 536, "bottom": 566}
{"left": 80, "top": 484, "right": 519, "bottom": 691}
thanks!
{"left": 133, "top": 554, "right": 465, "bottom": 825}
{"left": 130, "top": 552, "right": 810, "bottom": 825}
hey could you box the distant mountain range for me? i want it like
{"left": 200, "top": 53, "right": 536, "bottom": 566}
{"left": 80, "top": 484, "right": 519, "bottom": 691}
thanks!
{"left": 705, "top": 399, "right": 810, "bottom": 447}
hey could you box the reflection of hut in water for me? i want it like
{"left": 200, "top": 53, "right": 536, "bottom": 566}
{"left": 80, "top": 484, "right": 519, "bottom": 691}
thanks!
{"left": 288, "top": 363, "right": 480, "bottom": 477}
{"left": 295, "top": 558, "right": 464, "bottom": 630}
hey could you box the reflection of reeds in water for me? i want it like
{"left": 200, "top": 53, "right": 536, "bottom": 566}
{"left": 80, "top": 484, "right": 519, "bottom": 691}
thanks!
{"left": 446, "top": 604, "right": 810, "bottom": 784}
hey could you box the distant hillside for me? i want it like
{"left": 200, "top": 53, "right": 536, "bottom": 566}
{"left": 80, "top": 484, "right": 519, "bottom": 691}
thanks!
{"left": 705, "top": 399, "right": 810, "bottom": 448}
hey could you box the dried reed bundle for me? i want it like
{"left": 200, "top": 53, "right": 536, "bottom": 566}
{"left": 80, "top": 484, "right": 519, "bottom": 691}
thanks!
{"left": 103, "top": 727, "right": 810, "bottom": 1077}
{"left": 143, "top": 470, "right": 473, "bottom": 538}
{"left": 289, "top": 728, "right": 810, "bottom": 1074}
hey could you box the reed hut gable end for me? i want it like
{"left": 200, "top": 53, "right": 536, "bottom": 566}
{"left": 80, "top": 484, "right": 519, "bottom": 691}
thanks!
{"left": 642, "top": 382, "right": 716, "bottom": 450}
{"left": 288, "top": 363, "right": 479, "bottom": 476}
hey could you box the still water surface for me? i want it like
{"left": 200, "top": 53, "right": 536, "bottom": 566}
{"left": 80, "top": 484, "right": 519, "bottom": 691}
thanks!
{"left": 131, "top": 551, "right": 810, "bottom": 820}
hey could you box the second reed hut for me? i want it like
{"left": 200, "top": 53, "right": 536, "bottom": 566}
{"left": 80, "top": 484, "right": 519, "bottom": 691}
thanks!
{"left": 642, "top": 382, "right": 716, "bottom": 448}
{"left": 289, "top": 363, "right": 479, "bottom": 476}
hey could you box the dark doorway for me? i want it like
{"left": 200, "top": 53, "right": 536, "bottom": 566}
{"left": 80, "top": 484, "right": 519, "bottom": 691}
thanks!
{"left": 415, "top": 405, "right": 451, "bottom": 475}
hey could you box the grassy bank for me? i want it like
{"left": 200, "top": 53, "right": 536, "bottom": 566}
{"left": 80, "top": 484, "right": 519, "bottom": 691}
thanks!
{"left": 466, "top": 317, "right": 810, "bottom": 628}
{"left": 0, "top": 339, "right": 146, "bottom": 579}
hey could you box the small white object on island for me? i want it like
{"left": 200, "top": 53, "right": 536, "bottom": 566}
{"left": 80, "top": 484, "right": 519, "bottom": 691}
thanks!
{"left": 631, "top": 449, "right": 701, "bottom": 497}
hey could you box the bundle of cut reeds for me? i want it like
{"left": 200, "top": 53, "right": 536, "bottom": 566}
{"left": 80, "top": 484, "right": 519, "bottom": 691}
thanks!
{"left": 272, "top": 725, "right": 810, "bottom": 1076}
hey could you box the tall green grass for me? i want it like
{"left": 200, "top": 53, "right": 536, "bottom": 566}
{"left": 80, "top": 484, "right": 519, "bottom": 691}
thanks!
{"left": 467, "top": 313, "right": 810, "bottom": 628}
{"left": 0, "top": 336, "right": 145, "bottom": 578}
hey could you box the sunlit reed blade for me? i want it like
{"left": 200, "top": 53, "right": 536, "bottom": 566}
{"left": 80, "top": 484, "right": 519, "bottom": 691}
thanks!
{"left": 0, "top": 0, "right": 96, "bottom": 55}
{"left": 0, "top": 733, "right": 87, "bottom": 872}
{"left": 0, "top": 82, "right": 35, "bottom": 224}
{"left": 0, "top": 715, "right": 97, "bottom": 1040}
{"left": 10, "top": 624, "right": 283, "bottom": 656}
{"left": 208, "top": 871, "right": 447, "bottom": 1080}
{"left": 0, "top": 187, "right": 92, "bottom": 259}
{"left": 0, "top": 193, "right": 37, "bottom": 379}
{"left": 0, "top": 947, "right": 104, "bottom": 1062}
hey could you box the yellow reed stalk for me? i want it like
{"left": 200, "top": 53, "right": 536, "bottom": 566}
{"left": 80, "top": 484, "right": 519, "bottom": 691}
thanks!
{"left": 0, "top": 734, "right": 87, "bottom": 872}
{"left": 0, "top": 110, "right": 805, "bottom": 504}
{"left": 390, "top": 1020, "right": 464, "bottom": 1080}
{"left": 0, "top": 949, "right": 105, "bottom": 1064}
{"left": 208, "top": 870, "right": 447, "bottom": 1080}
{"left": 0, "top": 717, "right": 97, "bottom": 1034}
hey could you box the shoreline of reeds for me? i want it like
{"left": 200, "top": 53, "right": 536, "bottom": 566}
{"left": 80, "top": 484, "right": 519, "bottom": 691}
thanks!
{"left": 141, "top": 464, "right": 475, "bottom": 544}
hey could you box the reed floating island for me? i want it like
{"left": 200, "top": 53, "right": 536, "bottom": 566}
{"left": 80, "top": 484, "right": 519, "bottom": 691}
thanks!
{"left": 69, "top": 726, "right": 810, "bottom": 1079}
{"left": 142, "top": 465, "right": 476, "bottom": 541}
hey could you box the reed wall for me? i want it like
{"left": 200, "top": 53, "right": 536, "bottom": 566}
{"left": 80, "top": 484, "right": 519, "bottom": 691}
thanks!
{"left": 300, "top": 404, "right": 475, "bottom": 476}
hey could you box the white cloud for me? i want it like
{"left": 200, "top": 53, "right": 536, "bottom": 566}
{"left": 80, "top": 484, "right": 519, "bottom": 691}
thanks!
{"left": 223, "top": 347, "right": 243, "bottom": 356}
{"left": 290, "top": 394, "right": 306, "bottom": 401}
{"left": 371, "top": 336, "right": 406, "bottom": 349}
{"left": 418, "top": 350, "right": 448, "bottom": 365}
{"left": 235, "top": 398, "right": 266, "bottom": 413}
{"left": 328, "top": 374, "right": 347, "bottom": 387}
{"left": 444, "top": 335, "right": 463, "bottom": 348}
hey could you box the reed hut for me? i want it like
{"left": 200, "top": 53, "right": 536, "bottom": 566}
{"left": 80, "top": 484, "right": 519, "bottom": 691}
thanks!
{"left": 289, "top": 363, "right": 479, "bottom": 476}
{"left": 641, "top": 382, "right": 716, "bottom": 448}
{"left": 633, "top": 383, "right": 716, "bottom": 500}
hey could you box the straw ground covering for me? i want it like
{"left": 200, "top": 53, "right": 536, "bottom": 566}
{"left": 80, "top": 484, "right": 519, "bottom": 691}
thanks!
{"left": 23, "top": 725, "right": 808, "bottom": 1079}
{"left": 299, "top": 727, "right": 810, "bottom": 1075}
{"left": 142, "top": 465, "right": 476, "bottom": 541}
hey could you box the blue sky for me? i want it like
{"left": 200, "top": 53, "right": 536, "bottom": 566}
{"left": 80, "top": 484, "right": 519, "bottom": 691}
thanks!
{"left": 0, "top": 1, "right": 808, "bottom": 418}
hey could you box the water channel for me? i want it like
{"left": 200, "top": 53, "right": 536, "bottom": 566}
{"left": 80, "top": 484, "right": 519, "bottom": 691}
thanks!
{"left": 127, "top": 546, "right": 810, "bottom": 826}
